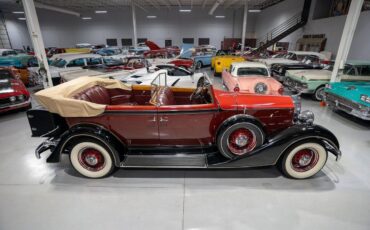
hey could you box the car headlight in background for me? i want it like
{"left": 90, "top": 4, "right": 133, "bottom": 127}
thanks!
{"left": 254, "top": 82, "right": 268, "bottom": 94}
{"left": 360, "top": 94, "right": 370, "bottom": 103}
{"left": 279, "top": 67, "right": 283, "bottom": 73}
{"left": 17, "top": 95, "right": 25, "bottom": 101}
{"left": 9, "top": 96, "right": 16, "bottom": 102}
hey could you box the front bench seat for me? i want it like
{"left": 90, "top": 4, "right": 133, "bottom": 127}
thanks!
{"left": 73, "top": 85, "right": 137, "bottom": 105}
{"left": 150, "top": 86, "right": 176, "bottom": 106}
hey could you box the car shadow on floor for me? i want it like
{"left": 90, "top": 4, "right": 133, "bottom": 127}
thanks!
{"left": 331, "top": 110, "right": 370, "bottom": 128}
{"left": 54, "top": 160, "right": 336, "bottom": 192}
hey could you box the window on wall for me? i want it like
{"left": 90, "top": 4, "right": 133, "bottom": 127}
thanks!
{"left": 182, "top": 38, "right": 194, "bottom": 44}
{"left": 165, "top": 40, "right": 172, "bottom": 47}
{"left": 137, "top": 38, "right": 147, "bottom": 43}
{"left": 121, "top": 38, "right": 132, "bottom": 46}
{"left": 198, "top": 38, "right": 210, "bottom": 45}
{"left": 106, "top": 38, "right": 118, "bottom": 46}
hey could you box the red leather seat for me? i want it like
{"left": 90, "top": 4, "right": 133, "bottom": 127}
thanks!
{"left": 73, "top": 85, "right": 138, "bottom": 105}
{"left": 73, "top": 85, "right": 111, "bottom": 105}
{"left": 151, "top": 87, "right": 176, "bottom": 106}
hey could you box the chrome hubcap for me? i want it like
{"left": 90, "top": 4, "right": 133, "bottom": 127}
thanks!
{"left": 299, "top": 155, "right": 313, "bottom": 166}
{"left": 235, "top": 135, "right": 248, "bottom": 147}
{"left": 85, "top": 155, "right": 98, "bottom": 166}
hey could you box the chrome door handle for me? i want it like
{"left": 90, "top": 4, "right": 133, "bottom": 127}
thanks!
{"left": 160, "top": 117, "right": 168, "bottom": 122}
{"left": 148, "top": 116, "right": 156, "bottom": 122}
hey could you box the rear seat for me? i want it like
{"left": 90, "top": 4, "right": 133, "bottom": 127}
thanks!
{"left": 73, "top": 85, "right": 137, "bottom": 105}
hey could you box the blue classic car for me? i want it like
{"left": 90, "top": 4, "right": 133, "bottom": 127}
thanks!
{"left": 324, "top": 82, "right": 370, "bottom": 120}
{"left": 180, "top": 46, "right": 216, "bottom": 69}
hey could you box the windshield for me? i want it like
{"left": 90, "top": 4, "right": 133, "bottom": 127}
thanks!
{"left": 2, "top": 50, "right": 17, "bottom": 56}
{"left": 50, "top": 58, "right": 67, "bottom": 68}
{"left": 323, "top": 65, "right": 333, "bottom": 71}
{"left": 237, "top": 67, "right": 269, "bottom": 76}
{"left": 0, "top": 70, "right": 13, "bottom": 80}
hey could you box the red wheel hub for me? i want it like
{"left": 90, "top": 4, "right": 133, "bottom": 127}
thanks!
{"left": 291, "top": 148, "right": 319, "bottom": 172}
{"left": 227, "top": 128, "right": 257, "bottom": 155}
{"left": 78, "top": 148, "right": 105, "bottom": 172}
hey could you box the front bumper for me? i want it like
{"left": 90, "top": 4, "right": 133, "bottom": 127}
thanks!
{"left": 325, "top": 92, "right": 370, "bottom": 120}
{"left": 0, "top": 98, "right": 31, "bottom": 113}
{"left": 283, "top": 78, "right": 314, "bottom": 94}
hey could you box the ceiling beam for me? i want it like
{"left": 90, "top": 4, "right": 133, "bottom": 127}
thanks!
{"left": 157, "top": 0, "right": 171, "bottom": 9}
{"left": 209, "top": 0, "right": 225, "bottom": 15}
{"left": 134, "top": 2, "right": 149, "bottom": 12}
{"left": 176, "top": 0, "right": 182, "bottom": 8}
{"left": 146, "top": 0, "right": 160, "bottom": 9}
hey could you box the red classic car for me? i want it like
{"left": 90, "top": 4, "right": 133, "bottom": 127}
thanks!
{"left": 0, "top": 67, "right": 31, "bottom": 113}
{"left": 144, "top": 41, "right": 180, "bottom": 58}
{"left": 168, "top": 58, "right": 194, "bottom": 69}
{"left": 27, "top": 74, "right": 340, "bottom": 179}
{"left": 222, "top": 62, "right": 284, "bottom": 95}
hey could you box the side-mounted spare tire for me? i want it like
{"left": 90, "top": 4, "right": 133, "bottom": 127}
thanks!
{"left": 217, "top": 122, "right": 264, "bottom": 159}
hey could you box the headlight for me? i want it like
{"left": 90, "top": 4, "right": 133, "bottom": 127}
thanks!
{"left": 360, "top": 94, "right": 370, "bottom": 103}
{"left": 17, "top": 95, "right": 25, "bottom": 101}
{"left": 9, "top": 96, "right": 16, "bottom": 102}
{"left": 279, "top": 67, "right": 283, "bottom": 73}
{"left": 298, "top": 110, "right": 315, "bottom": 124}
{"left": 254, "top": 82, "right": 268, "bottom": 94}
{"left": 291, "top": 94, "right": 301, "bottom": 115}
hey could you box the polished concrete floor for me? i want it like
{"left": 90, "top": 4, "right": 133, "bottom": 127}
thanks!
{"left": 0, "top": 68, "right": 369, "bottom": 230}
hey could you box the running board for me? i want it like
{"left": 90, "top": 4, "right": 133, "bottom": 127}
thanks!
{"left": 120, "top": 154, "right": 207, "bottom": 168}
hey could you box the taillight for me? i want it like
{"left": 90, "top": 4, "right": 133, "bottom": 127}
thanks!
{"left": 234, "top": 86, "right": 240, "bottom": 92}
{"left": 320, "top": 60, "right": 330, "bottom": 65}
{"left": 278, "top": 87, "right": 284, "bottom": 95}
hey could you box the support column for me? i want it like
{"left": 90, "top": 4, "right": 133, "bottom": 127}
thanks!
{"left": 330, "top": 0, "right": 363, "bottom": 82}
{"left": 22, "top": 0, "right": 53, "bottom": 88}
{"left": 241, "top": 0, "right": 248, "bottom": 52}
{"left": 131, "top": 1, "right": 138, "bottom": 49}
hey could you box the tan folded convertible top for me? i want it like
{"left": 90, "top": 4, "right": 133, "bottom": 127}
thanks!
{"left": 35, "top": 76, "right": 131, "bottom": 117}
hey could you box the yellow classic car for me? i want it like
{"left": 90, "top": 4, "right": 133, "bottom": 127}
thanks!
{"left": 213, "top": 55, "right": 245, "bottom": 75}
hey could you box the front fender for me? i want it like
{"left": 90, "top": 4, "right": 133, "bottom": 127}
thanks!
{"left": 209, "top": 124, "right": 341, "bottom": 168}
{"left": 44, "top": 124, "right": 125, "bottom": 167}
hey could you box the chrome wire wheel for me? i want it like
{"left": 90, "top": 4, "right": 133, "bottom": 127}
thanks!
{"left": 314, "top": 86, "right": 325, "bottom": 101}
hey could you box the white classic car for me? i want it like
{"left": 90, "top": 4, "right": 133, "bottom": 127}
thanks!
{"left": 28, "top": 53, "right": 104, "bottom": 85}
{"left": 283, "top": 61, "right": 370, "bottom": 100}
{"left": 96, "top": 47, "right": 134, "bottom": 62}
{"left": 256, "top": 51, "right": 330, "bottom": 68}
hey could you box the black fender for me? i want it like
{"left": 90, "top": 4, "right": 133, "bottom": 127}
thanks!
{"left": 209, "top": 124, "right": 341, "bottom": 168}
{"left": 46, "top": 124, "right": 125, "bottom": 167}
{"left": 215, "top": 114, "right": 266, "bottom": 142}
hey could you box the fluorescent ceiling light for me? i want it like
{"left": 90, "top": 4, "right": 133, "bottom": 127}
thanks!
{"left": 179, "top": 9, "right": 191, "bottom": 12}
{"left": 147, "top": 15, "right": 157, "bottom": 19}
{"left": 81, "top": 17, "right": 92, "bottom": 20}
{"left": 215, "top": 15, "right": 225, "bottom": 18}
{"left": 13, "top": 11, "right": 24, "bottom": 14}
{"left": 95, "top": 10, "right": 107, "bottom": 14}
{"left": 249, "top": 9, "right": 261, "bottom": 13}
{"left": 18, "top": 18, "right": 26, "bottom": 20}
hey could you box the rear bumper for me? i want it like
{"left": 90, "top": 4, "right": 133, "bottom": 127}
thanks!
{"left": 0, "top": 98, "right": 31, "bottom": 113}
{"left": 325, "top": 92, "right": 370, "bottom": 120}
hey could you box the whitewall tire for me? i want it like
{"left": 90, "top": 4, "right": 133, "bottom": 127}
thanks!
{"left": 70, "top": 139, "right": 115, "bottom": 178}
{"left": 281, "top": 142, "right": 327, "bottom": 179}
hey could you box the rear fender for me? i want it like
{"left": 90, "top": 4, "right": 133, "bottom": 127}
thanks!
{"left": 46, "top": 124, "right": 125, "bottom": 167}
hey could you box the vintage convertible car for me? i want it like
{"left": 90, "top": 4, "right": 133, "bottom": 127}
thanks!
{"left": 324, "top": 82, "right": 370, "bottom": 120}
{"left": 256, "top": 51, "right": 330, "bottom": 68}
{"left": 27, "top": 74, "right": 340, "bottom": 179}
{"left": 0, "top": 67, "right": 31, "bottom": 113}
{"left": 284, "top": 61, "right": 370, "bottom": 101}
{"left": 180, "top": 48, "right": 216, "bottom": 69}
{"left": 213, "top": 55, "right": 245, "bottom": 75}
{"left": 222, "top": 62, "right": 283, "bottom": 95}
{"left": 271, "top": 55, "right": 325, "bottom": 82}
{"left": 211, "top": 50, "right": 233, "bottom": 70}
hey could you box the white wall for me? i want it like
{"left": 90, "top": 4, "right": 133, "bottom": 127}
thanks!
{"left": 4, "top": 6, "right": 256, "bottom": 49}
{"left": 253, "top": 0, "right": 370, "bottom": 60}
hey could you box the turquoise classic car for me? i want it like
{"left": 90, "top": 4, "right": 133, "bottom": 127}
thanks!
{"left": 283, "top": 61, "right": 370, "bottom": 101}
{"left": 324, "top": 82, "right": 370, "bottom": 120}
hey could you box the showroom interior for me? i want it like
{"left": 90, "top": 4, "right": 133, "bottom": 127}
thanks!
{"left": 0, "top": 0, "right": 369, "bottom": 229}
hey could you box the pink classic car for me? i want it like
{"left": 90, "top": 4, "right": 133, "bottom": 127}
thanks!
{"left": 222, "top": 62, "right": 284, "bottom": 95}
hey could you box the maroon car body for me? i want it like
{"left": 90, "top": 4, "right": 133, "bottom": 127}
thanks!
{"left": 27, "top": 76, "right": 340, "bottom": 179}
{"left": 0, "top": 67, "right": 31, "bottom": 113}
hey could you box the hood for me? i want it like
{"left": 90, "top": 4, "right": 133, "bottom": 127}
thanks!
{"left": 287, "top": 69, "right": 332, "bottom": 81}
{"left": 145, "top": 41, "right": 161, "bottom": 50}
{"left": 213, "top": 87, "right": 293, "bottom": 110}
{"left": 328, "top": 82, "right": 370, "bottom": 106}
{"left": 259, "top": 58, "right": 299, "bottom": 66}
{"left": 0, "top": 78, "right": 14, "bottom": 94}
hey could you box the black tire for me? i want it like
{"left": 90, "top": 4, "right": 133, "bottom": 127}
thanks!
{"left": 217, "top": 122, "right": 264, "bottom": 159}
{"left": 196, "top": 61, "right": 202, "bottom": 69}
{"left": 69, "top": 137, "right": 116, "bottom": 178}
{"left": 279, "top": 141, "right": 328, "bottom": 179}
{"left": 313, "top": 86, "right": 325, "bottom": 101}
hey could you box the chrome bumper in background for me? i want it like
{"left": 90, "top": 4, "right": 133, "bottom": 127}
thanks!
{"left": 325, "top": 93, "right": 370, "bottom": 121}
{"left": 283, "top": 78, "right": 313, "bottom": 94}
